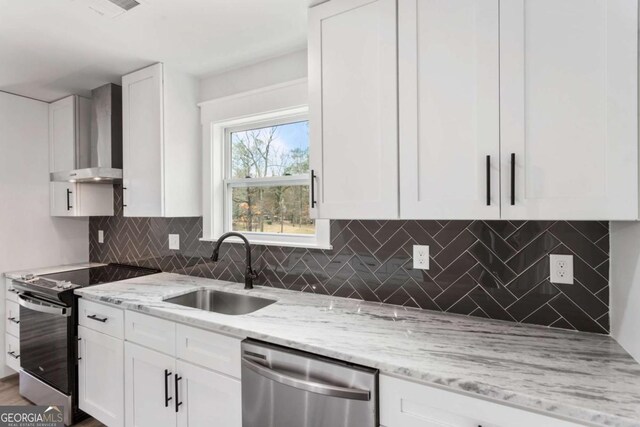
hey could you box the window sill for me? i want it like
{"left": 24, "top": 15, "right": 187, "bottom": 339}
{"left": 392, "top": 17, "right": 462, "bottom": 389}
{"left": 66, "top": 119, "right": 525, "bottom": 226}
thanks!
{"left": 199, "top": 237, "right": 333, "bottom": 250}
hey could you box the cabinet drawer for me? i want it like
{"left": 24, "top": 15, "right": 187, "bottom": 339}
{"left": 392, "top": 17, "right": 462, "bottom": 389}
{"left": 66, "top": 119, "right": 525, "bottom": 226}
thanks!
{"left": 78, "top": 299, "right": 124, "bottom": 339}
{"left": 5, "top": 333, "right": 20, "bottom": 371}
{"left": 380, "top": 375, "right": 581, "bottom": 427}
{"left": 5, "top": 279, "right": 18, "bottom": 303}
{"left": 176, "top": 324, "right": 241, "bottom": 378}
{"left": 6, "top": 300, "right": 20, "bottom": 337}
{"left": 125, "top": 311, "right": 176, "bottom": 356}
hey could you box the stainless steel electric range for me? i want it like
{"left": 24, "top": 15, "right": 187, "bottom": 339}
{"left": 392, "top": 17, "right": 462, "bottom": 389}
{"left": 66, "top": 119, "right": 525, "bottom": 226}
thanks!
{"left": 11, "top": 264, "right": 160, "bottom": 425}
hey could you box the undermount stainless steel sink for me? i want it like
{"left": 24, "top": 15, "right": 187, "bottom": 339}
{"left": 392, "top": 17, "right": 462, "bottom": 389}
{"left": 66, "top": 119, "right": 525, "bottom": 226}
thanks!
{"left": 164, "top": 290, "right": 276, "bottom": 315}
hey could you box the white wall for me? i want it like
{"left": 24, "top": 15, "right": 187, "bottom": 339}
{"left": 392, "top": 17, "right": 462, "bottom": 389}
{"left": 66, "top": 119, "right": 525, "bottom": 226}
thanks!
{"left": 0, "top": 91, "right": 89, "bottom": 377}
{"left": 199, "top": 49, "right": 308, "bottom": 102}
{"left": 610, "top": 221, "right": 640, "bottom": 362}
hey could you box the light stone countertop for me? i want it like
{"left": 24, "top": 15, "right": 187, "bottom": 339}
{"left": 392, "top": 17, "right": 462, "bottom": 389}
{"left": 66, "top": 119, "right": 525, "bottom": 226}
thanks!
{"left": 4, "top": 262, "right": 105, "bottom": 280}
{"left": 73, "top": 272, "right": 640, "bottom": 427}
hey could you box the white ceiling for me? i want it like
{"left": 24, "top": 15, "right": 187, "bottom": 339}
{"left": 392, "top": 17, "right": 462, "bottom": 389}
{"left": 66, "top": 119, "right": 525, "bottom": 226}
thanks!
{"left": 0, "top": 0, "right": 308, "bottom": 101}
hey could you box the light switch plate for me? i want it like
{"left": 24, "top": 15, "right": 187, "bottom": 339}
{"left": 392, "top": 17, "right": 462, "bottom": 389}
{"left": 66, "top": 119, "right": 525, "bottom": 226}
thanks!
{"left": 169, "top": 234, "right": 180, "bottom": 251}
{"left": 550, "top": 254, "right": 573, "bottom": 284}
{"left": 98, "top": 230, "right": 104, "bottom": 244}
{"left": 413, "top": 245, "right": 430, "bottom": 270}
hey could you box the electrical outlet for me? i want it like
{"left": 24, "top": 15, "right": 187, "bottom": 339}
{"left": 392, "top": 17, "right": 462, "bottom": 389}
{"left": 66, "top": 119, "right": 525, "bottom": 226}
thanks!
{"left": 169, "top": 234, "right": 180, "bottom": 251}
{"left": 98, "top": 230, "right": 104, "bottom": 244}
{"left": 413, "top": 245, "right": 430, "bottom": 270}
{"left": 550, "top": 254, "right": 573, "bottom": 284}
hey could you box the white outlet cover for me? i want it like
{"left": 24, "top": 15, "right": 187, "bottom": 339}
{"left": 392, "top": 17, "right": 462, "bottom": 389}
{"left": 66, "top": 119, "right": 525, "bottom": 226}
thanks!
{"left": 98, "top": 230, "right": 104, "bottom": 244}
{"left": 550, "top": 254, "right": 573, "bottom": 284}
{"left": 169, "top": 234, "right": 180, "bottom": 250}
{"left": 413, "top": 245, "right": 430, "bottom": 270}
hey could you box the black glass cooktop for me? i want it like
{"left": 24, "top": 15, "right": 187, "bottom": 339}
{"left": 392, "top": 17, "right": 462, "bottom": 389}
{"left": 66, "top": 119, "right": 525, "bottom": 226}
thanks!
{"left": 40, "top": 264, "right": 160, "bottom": 288}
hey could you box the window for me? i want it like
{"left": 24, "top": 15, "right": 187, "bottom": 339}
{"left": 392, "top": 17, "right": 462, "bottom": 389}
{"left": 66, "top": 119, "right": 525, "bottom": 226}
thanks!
{"left": 201, "top": 80, "right": 330, "bottom": 249}
{"left": 225, "top": 116, "right": 315, "bottom": 234}
{"left": 202, "top": 100, "right": 330, "bottom": 248}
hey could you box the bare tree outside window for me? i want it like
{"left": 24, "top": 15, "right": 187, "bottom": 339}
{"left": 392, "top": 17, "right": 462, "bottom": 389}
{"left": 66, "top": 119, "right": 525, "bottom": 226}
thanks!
{"left": 228, "top": 121, "right": 314, "bottom": 235}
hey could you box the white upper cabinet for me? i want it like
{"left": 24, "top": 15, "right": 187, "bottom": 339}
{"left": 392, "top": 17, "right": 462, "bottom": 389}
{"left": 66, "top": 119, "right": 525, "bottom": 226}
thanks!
{"left": 122, "top": 63, "right": 201, "bottom": 217}
{"left": 50, "top": 182, "right": 77, "bottom": 217}
{"left": 309, "top": 0, "right": 638, "bottom": 221}
{"left": 309, "top": 0, "right": 398, "bottom": 219}
{"left": 399, "top": 0, "right": 500, "bottom": 219}
{"left": 49, "top": 95, "right": 90, "bottom": 173}
{"left": 49, "top": 96, "right": 113, "bottom": 217}
{"left": 499, "top": 0, "right": 638, "bottom": 220}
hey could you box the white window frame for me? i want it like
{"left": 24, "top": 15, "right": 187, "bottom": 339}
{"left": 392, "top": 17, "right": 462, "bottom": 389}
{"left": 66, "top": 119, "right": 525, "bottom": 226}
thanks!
{"left": 200, "top": 96, "right": 331, "bottom": 249}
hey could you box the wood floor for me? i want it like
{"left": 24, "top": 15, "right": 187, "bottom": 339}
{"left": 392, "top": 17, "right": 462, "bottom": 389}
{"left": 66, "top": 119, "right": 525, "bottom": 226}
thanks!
{"left": 0, "top": 374, "right": 105, "bottom": 426}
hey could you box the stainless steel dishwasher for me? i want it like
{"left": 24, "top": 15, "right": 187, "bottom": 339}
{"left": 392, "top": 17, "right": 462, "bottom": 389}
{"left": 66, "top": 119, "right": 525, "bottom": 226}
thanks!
{"left": 241, "top": 339, "right": 378, "bottom": 427}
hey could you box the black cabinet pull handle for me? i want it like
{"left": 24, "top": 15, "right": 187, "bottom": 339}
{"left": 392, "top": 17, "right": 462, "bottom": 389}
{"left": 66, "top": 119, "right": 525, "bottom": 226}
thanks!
{"left": 164, "top": 369, "right": 173, "bottom": 407}
{"left": 310, "top": 170, "right": 317, "bottom": 208}
{"left": 7, "top": 351, "right": 19, "bottom": 360}
{"left": 87, "top": 314, "right": 108, "bottom": 323}
{"left": 510, "top": 153, "right": 516, "bottom": 206}
{"left": 174, "top": 374, "right": 182, "bottom": 412}
{"left": 7, "top": 317, "right": 19, "bottom": 324}
{"left": 66, "top": 189, "right": 73, "bottom": 211}
{"left": 122, "top": 187, "right": 127, "bottom": 208}
{"left": 486, "top": 155, "right": 491, "bottom": 206}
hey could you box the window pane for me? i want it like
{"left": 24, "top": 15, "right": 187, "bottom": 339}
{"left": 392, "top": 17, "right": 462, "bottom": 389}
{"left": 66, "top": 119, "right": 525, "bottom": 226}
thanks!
{"left": 230, "top": 121, "right": 309, "bottom": 179}
{"left": 231, "top": 185, "right": 315, "bottom": 235}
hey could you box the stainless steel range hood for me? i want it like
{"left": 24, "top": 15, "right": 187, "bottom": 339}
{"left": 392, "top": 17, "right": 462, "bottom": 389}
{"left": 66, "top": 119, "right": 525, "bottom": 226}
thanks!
{"left": 50, "top": 83, "right": 123, "bottom": 183}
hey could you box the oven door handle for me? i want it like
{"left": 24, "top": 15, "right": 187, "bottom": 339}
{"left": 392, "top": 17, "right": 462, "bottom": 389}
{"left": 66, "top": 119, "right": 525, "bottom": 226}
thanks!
{"left": 17, "top": 294, "right": 71, "bottom": 317}
{"left": 241, "top": 357, "right": 370, "bottom": 401}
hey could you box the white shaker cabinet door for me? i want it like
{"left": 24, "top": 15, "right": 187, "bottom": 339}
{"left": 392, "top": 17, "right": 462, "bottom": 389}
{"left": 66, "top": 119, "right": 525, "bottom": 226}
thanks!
{"left": 122, "top": 63, "right": 164, "bottom": 218}
{"left": 175, "top": 360, "right": 241, "bottom": 427}
{"left": 309, "top": 0, "right": 398, "bottom": 219}
{"left": 380, "top": 375, "right": 583, "bottom": 427}
{"left": 49, "top": 96, "right": 76, "bottom": 173}
{"left": 50, "top": 180, "right": 76, "bottom": 217}
{"left": 125, "top": 342, "right": 176, "bottom": 427}
{"left": 499, "top": 0, "right": 638, "bottom": 220}
{"left": 399, "top": 0, "right": 500, "bottom": 219}
{"left": 78, "top": 326, "right": 124, "bottom": 427}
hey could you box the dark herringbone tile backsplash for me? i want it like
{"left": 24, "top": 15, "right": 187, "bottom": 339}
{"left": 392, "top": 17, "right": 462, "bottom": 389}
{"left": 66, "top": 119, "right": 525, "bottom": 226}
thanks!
{"left": 90, "top": 186, "right": 610, "bottom": 333}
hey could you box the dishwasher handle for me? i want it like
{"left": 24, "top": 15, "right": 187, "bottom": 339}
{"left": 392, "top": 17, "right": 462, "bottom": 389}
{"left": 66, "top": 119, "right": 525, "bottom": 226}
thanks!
{"left": 242, "top": 357, "right": 370, "bottom": 401}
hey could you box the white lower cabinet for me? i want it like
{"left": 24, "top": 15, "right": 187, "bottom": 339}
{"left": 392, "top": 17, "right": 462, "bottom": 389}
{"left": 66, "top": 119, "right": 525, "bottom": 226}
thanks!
{"left": 124, "top": 340, "right": 242, "bottom": 427}
{"left": 6, "top": 300, "right": 19, "bottom": 338}
{"left": 125, "top": 342, "right": 176, "bottom": 427}
{"left": 380, "top": 375, "right": 582, "bottom": 427}
{"left": 4, "top": 279, "right": 19, "bottom": 374}
{"left": 123, "top": 312, "right": 242, "bottom": 427}
{"left": 176, "top": 360, "right": 241, "bottom": 427}
{"left": 78, "top": 325, "right": 124, "bottom": 427}
{"left": 5, "top": 333, "right": 20, "bottom": 372}
{"left": 79, "top": 303, "right": 242, "bottom": 427}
